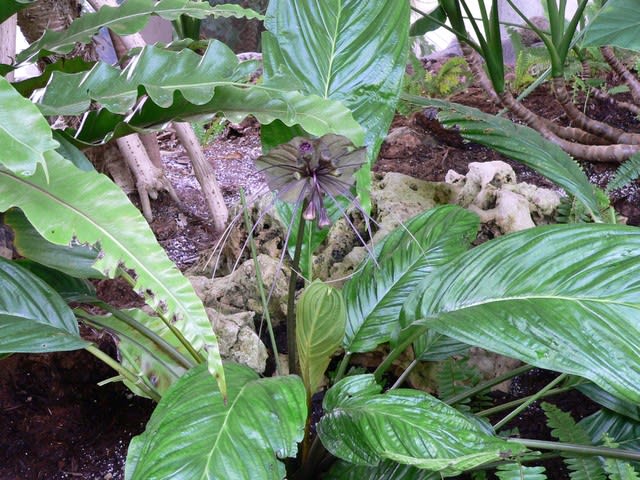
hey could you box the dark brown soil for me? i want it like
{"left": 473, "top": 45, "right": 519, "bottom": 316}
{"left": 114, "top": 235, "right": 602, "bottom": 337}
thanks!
{"left": 3, "top": 75, "right": 640, "bottom": 479}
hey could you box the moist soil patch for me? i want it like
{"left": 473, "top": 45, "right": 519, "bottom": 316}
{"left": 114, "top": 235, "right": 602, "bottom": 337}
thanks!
{"left": 2, "top": 78, "right": 638, "bottom": 478}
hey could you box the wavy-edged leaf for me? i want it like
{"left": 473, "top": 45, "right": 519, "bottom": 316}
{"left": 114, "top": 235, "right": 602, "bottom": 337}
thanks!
{"left": 0, "top": 257, "right": 89, "bottom": 353}
{"left": 0, "top": 77, "right": 57, "bottom": 176}
{"left": 318, "top": 374, "right": 526, "bottom": 476}
{"left": 542, "top": 402, "right": 606, "bottom": 480}
{"left": 0, "top": 0, "right": 33, "bottom": 23}
{"left": 126, "top": 363, "right": 306, "bottom": 480}
{"left": 262, "top": 0, "right": 410, "bottom": 163}
{"left": 0, "top": 151, "right": 225, "bottom": 394}
{"left": 6, "top": 209, "right": 101, "bottom": 279}
{"left": 297, "top": 280, "right": 346, "bottom": 397}
{"left": 408, "top": 224, "right": 640, "bottom": 404}
{"left": 83, "top": 308, "right": 189, "bottom": 397}
{"left": 326, "top": 459, "right": 438, "bottom": 480}
{"left": 403, "top": 96, "right": 601, "bottom": 216}
{"left": 343, "top": 205, "right": 478, "bottom": 353}
{"left": 17, "top": 0, "right": 264, "bottom": 64}
{"left": 582, "top": 0, "right": 640, "bottom": 50}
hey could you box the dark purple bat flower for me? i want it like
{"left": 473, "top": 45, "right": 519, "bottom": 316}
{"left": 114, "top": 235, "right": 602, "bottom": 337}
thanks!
{"left": 255, "top": 134, "right": 366, "bottom": 228}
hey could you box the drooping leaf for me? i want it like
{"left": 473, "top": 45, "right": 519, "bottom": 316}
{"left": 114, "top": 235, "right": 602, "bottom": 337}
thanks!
{"left": 6, "top": 209, "right": 101, "bottom": 279}
{"left": 326, "top": 459, "right": 438, "bottom": 480}
{"left": 14, "top": 259, "right": 96, "bottom": 302}
{"left": 0, "top": 151, "right": 225, "bottom": 394}
{"left": 126, "top": 363, "right": 306, "bottom": 480}
{"left": 83, "top": 308, "right": 189, "bottom": 397}
{"left": 0, "top": 0, "right": 33, "bottom": 23}
{"left": 542, "top": 402, "right": 606, "bottom": 480}
{"left": 0, "top": 257, "right": 89, "bottom": 353}
{"left": 406, "top": 224, "right": 640, "bottom": 404}
{"left": 262, "top": 0, "right": 410, "bottom": 164}
{"left": 402, "top": 96, "right": 601, "bottom": 217}
{"left": 0, "top": 77, "right": 57, "bottom": 176}
{"left": 297, "top": 280, "right": 346, "bottom": 397}
{"left": 17, "top": 0, "right": 264, "bottom": 64}
{"left": 12, "top": 56, "right": 95, "bottom": 98}
{"left": 410, "top": 6, "right": 447, "bottom": 36}
{"left": 342, "top": 205, "right": 478, "bottom": 353}
{"left": 582, "top": 0, "right": 640, "bottom": 50}
{"left": 581, "top": 409, "right": 640, "bottom": 452}
{"left": 577, "top": 383, "right": 640, "bottom": 422}
{"left": 52, "top": 131, "right": 95, "bottom": 172}
{"left": 317, "top": 374, "right": 526, "bottom": 475}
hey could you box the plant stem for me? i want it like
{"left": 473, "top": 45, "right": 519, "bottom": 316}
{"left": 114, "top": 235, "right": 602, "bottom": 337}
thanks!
{"left": 240, "top": 189, "right": 283, "bottom": 376}
{"left": 476, "top": 385, "right": 580, "bottom": 418}
{"left": 287, "top": 205, "right": 307, "bottom": 375}
{"left": 390, "top": 359, "right": 419, "bottom": 390}
{"left": 85, "top": 344, "right": 161, "bottom": 402}
{"left": 117, "top": 268, "right": 204, "bottom": 364}
{"left": 333, "top": 352, "right": 352, "bottom": 384}
{"left": 444, "top": 364, "right": 534, "bottom": 405}
{"left": 493, "top": 373, "right": 567, "bottom": 431}
{"left": 509, "top": 438, "right": 640, "bottom": 462}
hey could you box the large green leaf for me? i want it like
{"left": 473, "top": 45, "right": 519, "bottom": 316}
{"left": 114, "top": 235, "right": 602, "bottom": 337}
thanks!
{"left": 0, "top": 151, "right": 225, "bottom": 394}
{"left": 577, "top": 383, "right": 640, "bottom": 422}
{"left": 582, "top": 0, "right": 640, "bottom": 50}
{"left": 0, "top": 257, "right": 89, "bottom": 353}
{"left": 317, "top": 374, "right": 526, "bottom": 476}
{"left": 0, "top": 0, "right": 33, "bottom": 23}
{"left": 262, "top": 0, "right": 410, "bottom": 162}
{"left": 297, "top": 280, "right": 346, "bottom": 397}
{"left": 17, "top": 0, "right": 264, "bottom": 64}
{"left": 407, "top": 224, "right": 640, "bottom": 404}
{"left": 36, "top": 44, "right": 363, "bottom": 147}
{"left": 126, "top": 363, "right": 306, "bottom": 480}
{"left": 402, "top": 96, "right": 601, "bottom": 216}
{"left": 342, "top": 205, "right": 478, "bottom": 353}
{"left": 6, "top": 209, "right": 101, "bottom": 279}
{"left": 581, "top": 409, "right": 640, "bottom": 452}
{"left": 0, "top": 77, "right": 57, "bottom": 176}
{"left": 327, "top": 459, "right": 438, "bottom": 480}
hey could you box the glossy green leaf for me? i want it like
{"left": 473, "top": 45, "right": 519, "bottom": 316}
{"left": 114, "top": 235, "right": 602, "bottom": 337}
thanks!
{"left": 14, "top": 259, "right": 96, "bottom": 302}
{"left": 6, "top": 209, "right": 101, "bottom": 279}
{"left": 0, "top": 0, "right": 33, "bottom": 23}
{"left": 327, "top": 459, "right": 438, "bottom": 480}
{"left": 126, "top": 363, "right": 306, "bottom": 480}
{"left": 0, "top": 77, "right": 57, "bottom": 176}
{"left": 343, "top": 205, "right": 478, "bottom": 353}
{"left": 496, "top": 464, "right": 547, "bottom": 480}
{"left": 581, "top": 409, "right": 640, "bottom": 452}
{"left": 297, "top": 280, "right": 346, "bottom": 397}
{"left": 402, "top": 96, "right": 601, "bottom": 217}
{"left": 318, "top": 374, "right": 526, "bottom": 475}
{"left": 84, "top": 309, "right": 189, "bottom": 397}
{"left": 262, "top": 0, "right": 410, "bottom": 162}
{"left": 408, "top": 224, "right": 640, "bottom": 404}
{"left": 577, "top": 383, "right": 640, "bottom": 422}
{"left": 0, "top": 151, "right": 225, "bottom": 395}
{"left": 410, "top": 6, "right": 447, "bottom": 36}
{"left": 582, "top": 0, "right": 640, "bottom": 50}
{"left": 0, "top": 257, "right": 89, "bottom": 353}
{"left": 17, "top": 0, "right": 264, "bottom": 64}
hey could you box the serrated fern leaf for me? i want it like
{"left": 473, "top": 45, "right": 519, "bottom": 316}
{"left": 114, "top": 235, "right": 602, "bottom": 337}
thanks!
{"left": 606, "top": 152, "right": 640, "bottom": 193}
{"left": 17, "top": 0, "right": 263, "bottom": 64}
{"left": 436, "top": 356, "right": 481, "bottom": 401}
{"left": 555, "top": 189, "right": 619, "bottom": 225}
{"left": 496, "top": 463, "right": 547, "bottom": 480}
{"left": 542, "top": 403, "right": 606, "bottom": 480}
{"left": 603, "top": 436, "right": 640, "bottom": 480}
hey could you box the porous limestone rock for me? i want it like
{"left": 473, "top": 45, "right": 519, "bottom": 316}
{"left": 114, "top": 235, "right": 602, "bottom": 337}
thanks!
{"left": 446, "top": 161, "right": 561, "bottom": 235}
{"left": 207, "top": 308, "right": 268, "bottom": 373}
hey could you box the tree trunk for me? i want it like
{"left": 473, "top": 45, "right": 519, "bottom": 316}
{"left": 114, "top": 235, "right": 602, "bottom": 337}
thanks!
{"left": 0, "top": 15, "right": 17, "bottom": 82}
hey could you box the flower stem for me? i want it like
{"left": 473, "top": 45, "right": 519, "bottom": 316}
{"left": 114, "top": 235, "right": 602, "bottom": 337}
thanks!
{"left": 287, "top": 204, "right": 307, "bottom": 375}
{"left": 240, "top": 189, "right": 283, "bottom": 376}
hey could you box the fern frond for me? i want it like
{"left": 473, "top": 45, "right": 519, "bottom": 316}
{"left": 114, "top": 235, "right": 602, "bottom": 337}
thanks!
{"left": 435, "top": 356, "right": 480, "bottom": 400}
{"left": 542, "top": 403, "right": 606, "bottom": 480}
{"left": 606, "top": 152, "right": 640, "bottom": 193}
{"left": 602, "top": 436, "right": 640, "bottom": 480}
{"left": 496, "top": 463, "right": 547, "bottom": 480}
{"left": 555, "top": 189, "right": 619, "bottom": 224}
